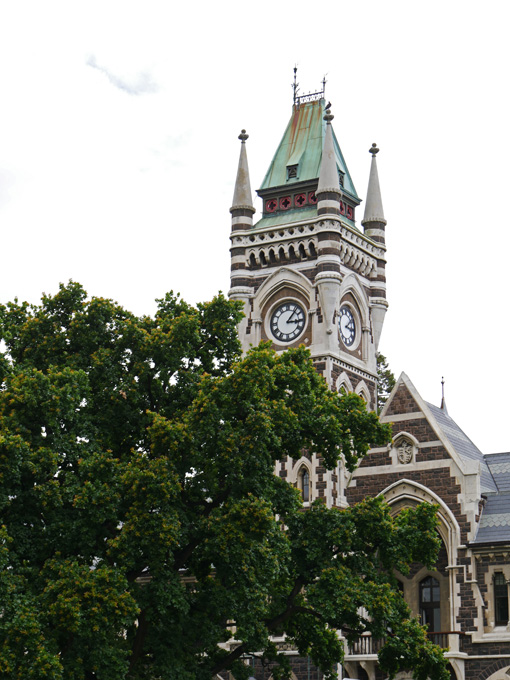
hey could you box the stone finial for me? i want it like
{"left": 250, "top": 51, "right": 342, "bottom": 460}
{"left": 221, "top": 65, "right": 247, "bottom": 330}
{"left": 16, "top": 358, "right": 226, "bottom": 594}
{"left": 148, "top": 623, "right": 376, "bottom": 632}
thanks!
{"left": 324, "top": 103, "right": 334, "bottom": 123}
{"left": 239, "top": 129, "right": 249, "bottom": 143}
{"left": 369, "top": 143, "right": 379, "bottom": 156}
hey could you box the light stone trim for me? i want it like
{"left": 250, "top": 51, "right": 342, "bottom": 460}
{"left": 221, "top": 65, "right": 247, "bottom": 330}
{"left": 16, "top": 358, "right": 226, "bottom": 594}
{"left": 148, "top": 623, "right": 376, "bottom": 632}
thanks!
{"left": 380, "top": 411, "right": 425, "bottom": 422}
{"left": 231, "top": 219, "right": 385, "bottom": 259}
{"left": 353, "top": 457, "right": 454, "bottom": 476}
{"left": 230, "top": 215, "right": 253, "bottom": 227}
{"left": 329, "top": 357, "right": 376, "bottom": 382}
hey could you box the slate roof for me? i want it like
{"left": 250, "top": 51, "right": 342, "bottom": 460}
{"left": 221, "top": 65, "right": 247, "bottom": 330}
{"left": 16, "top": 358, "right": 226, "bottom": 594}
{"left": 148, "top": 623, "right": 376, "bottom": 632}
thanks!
{"left": 472, "top": 452, "right": 510, "bottom": 545}
{"left": 426, "top": 402, "right": 497, "bottom": 495}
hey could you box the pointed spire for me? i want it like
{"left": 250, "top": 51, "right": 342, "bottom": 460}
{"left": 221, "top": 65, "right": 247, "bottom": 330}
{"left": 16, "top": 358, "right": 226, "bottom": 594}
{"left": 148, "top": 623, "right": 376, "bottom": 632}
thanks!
{"left": 440, "top": 376, "right": 449, "bottom": 414}
{"left": 316, "top": 105, "right": 341, "bottom": 216}
{"left": 364, "top": 143, "right": 388, "bottom": 351}
{"left": 230, "top": 130, "right": 255, "bottom": 232}
{"left": 362, "top": 143, "right": 387, "bottom": 232}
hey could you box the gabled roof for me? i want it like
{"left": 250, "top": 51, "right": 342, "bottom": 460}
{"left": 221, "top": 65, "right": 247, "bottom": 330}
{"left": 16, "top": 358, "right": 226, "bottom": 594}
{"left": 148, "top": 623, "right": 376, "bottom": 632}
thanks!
{"left": 485, "top": 452, "right": 510, "bottom": 492}
{"left": 382, "top": 374, "right": 510, "bottom": 546}
{"left": 427, "top": 402, "right": 496, "bottom": 495}
{"left": 381, "top": 373, "right": 497, "bottom": 495}
{"left": 258, "top": 98, "right": 358, "bottom": 200}
{"left": 472, "top": 452, "right": 510, "bottom": 546}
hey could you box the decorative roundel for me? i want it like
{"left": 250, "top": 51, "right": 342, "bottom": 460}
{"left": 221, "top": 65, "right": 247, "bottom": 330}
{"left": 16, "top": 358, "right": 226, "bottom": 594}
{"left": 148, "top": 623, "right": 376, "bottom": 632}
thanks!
{"left": 266, "top": 199, "right": 277, "bottom": 213}
{"left": 338, "top": 305, "right": 356, "bottom": 347}
{"left": 270, "top": 301, "right": 306, "bottom": 343}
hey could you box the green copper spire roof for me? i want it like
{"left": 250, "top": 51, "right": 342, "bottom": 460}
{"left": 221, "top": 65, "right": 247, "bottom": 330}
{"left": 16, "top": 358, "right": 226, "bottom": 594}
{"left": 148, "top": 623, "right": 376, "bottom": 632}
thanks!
{"left": 258, "top": 98, "right": 358, "bottom": 200}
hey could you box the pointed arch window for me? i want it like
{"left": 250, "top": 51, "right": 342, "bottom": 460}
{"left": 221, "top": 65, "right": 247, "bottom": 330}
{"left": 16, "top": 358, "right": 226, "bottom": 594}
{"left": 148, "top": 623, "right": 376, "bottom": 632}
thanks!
{"left": 420, "top": 576, "right": 441, "bottom": 632}
{"left": 494, "top": 572, "right": 509, "bottom": 626}
{"left": 298, "top": 466, "right": 310, "bottom": 502}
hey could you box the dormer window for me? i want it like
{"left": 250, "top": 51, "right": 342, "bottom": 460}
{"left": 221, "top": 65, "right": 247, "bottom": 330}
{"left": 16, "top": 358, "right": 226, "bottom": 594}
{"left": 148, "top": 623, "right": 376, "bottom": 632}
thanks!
{"left": 287, "top": 164, "right": 298, "bottom": 180}
{"left": 338, "top": 169, "right": 345, "bottom": 187}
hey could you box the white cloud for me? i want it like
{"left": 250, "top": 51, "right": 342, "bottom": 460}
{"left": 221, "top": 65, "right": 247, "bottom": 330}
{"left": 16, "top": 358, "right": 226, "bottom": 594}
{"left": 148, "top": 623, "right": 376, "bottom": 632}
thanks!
{"left": 86, "top": 54, "right": 158, "bottom": 96}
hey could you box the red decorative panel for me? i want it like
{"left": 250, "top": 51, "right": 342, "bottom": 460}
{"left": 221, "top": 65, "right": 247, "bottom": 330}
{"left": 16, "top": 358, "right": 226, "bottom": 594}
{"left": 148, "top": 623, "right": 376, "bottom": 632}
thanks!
{"left": 279, "top": 196, "right": 292, "bottom": 210}
{"left": 308, "top": 191, "right": 317, "bottom": 204}
{"left": 266, "top": 199, "right": 277, "bottom": 213}
{"left": 294, "top": 193, "right": 307, "bottom": 207}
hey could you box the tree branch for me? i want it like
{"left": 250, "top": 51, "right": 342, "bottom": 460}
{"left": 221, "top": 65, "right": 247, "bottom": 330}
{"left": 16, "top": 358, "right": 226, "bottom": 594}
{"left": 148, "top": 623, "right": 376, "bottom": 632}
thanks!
{"left": 128, "top": 608, "right": 148, "bottom": 675}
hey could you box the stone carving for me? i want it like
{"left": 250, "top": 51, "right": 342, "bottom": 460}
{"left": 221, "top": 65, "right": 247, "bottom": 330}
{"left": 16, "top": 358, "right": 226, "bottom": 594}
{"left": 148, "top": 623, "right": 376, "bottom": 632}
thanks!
{"left": 396, "top": 439, "right": 413, "bottom": 465}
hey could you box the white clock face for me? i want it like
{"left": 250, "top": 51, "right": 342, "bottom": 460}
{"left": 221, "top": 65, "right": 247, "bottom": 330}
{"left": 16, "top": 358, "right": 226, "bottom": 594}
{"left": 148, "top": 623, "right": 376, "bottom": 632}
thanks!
{"left": 339, "top": 306, "right": 356, "bottom": 347}
{"left": 270, "top": 301, "right": 306, "bottom": 343}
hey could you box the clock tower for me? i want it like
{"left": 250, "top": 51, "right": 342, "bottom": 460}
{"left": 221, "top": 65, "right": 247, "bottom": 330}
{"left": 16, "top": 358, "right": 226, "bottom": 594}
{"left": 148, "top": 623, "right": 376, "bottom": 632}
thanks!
{"left": 229, "top": 90, "right": 387, "bottom": 410}
{"left": 229, "top": 88, "right": 387, "bottom": 507}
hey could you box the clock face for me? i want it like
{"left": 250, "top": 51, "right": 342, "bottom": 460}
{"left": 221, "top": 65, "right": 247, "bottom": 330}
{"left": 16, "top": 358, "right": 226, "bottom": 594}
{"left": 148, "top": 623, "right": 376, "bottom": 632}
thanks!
{"left": 270, "top": 301, "right": 306, "bottom": 343}
{"left": 339, "top": 306, "right": 356, "bottom": 347}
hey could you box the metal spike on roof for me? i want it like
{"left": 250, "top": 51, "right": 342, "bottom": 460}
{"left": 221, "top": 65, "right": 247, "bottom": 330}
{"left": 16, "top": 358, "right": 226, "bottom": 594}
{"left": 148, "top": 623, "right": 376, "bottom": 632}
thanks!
{"left": 440, "top": 376, "right": 448, "bottom": 414}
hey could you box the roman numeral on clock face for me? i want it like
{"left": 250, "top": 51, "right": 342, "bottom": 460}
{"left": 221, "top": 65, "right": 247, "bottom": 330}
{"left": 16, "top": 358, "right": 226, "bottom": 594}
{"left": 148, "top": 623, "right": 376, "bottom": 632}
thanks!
{"left": 270, "top": 301, "right": 306, "bottom": 342}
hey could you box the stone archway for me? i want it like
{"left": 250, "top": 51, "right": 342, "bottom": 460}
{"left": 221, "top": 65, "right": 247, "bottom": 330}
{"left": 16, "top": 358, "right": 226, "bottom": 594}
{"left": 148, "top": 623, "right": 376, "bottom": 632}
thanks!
{"left": 485, "top": 665, "right": 510, "bottom": 680}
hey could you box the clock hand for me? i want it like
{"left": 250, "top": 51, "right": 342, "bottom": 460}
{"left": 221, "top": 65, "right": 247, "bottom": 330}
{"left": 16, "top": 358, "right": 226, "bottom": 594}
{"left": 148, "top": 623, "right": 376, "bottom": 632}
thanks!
{"left": 287, "top": 308, "right": 299, "bottom": 324}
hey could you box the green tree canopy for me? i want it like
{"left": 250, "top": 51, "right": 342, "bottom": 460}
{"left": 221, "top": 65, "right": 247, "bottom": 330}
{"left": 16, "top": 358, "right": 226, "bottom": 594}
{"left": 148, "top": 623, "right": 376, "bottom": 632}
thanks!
{"left": 0, "top": 283, "right": 448, "bottom": 680}
{"left": 377, "top": 351, "right": 396, "bottom": 413}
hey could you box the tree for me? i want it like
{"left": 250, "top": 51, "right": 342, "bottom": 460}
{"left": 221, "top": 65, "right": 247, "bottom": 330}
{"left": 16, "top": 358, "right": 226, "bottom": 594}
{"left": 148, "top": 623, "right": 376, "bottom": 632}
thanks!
{"left": 0, "top": 282, "right": 449, "bottom": 680}
{"left": 377, "top": 351, "right": 396, "bottom": 413}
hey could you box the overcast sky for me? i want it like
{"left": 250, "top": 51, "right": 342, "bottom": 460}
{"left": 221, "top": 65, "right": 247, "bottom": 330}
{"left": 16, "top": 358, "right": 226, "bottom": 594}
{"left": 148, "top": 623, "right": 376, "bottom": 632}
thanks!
{"left": 1, "top": 1, "right": 509, "bottom": 454}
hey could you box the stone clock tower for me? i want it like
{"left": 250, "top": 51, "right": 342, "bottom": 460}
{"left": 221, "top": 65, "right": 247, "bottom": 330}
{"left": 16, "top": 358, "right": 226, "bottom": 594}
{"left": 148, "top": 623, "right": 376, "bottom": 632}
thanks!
{"left": 228, "top": 91, "right": 387, "bottom": 507}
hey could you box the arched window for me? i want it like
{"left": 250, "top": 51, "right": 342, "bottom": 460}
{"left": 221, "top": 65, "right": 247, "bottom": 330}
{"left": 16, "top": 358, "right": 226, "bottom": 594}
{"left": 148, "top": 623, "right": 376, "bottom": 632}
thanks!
{"left": 298, "top": 466, "right": 310, "bottom": 502}
{"left": 494, "top": 573, "right": 509, "bottom": 626}
{"left": 249, "top": 253, "right": 257, "bottom": 268}
{"left": 420, "top": 576, "right": 441, "bottom": 632}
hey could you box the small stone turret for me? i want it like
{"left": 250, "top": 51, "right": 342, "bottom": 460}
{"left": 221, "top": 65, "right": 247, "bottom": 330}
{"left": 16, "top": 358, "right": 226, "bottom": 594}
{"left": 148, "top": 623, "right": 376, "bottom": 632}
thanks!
{"left": 316, "top": 107, "right": 342, "bottom": 217}
{"left": 361, "top": 143, "right": 386, "bottom": 243}
{"left": 230, "top": 130, "right": 255, "bottom": 232}
{"left": 362, "top": 143, "right": 388, "bottom": 351}
{"left": 229, "top": 130, "right": 255, "bottom": 341}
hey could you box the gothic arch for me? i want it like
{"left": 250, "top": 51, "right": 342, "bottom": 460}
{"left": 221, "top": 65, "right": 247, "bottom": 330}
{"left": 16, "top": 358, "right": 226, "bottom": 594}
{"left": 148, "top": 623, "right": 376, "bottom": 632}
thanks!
{"left": 481, "top": 662, "right": 510, "bottom": 680}
{"left": 290, "top": 455, "right": 312, "bottom": 485}
{"left": 378, "top": 478, "right": 462, "bottom": 562}
{"left": 338, "top": 273, "right": 370, "bottom": 328}
{"left": 253, "top": 267, "right": 313, "bottom": 319}
{"left": 336, "top": 371, "right": 354, "bottom": 394}
{"left": 289, "top": 455, "right": 313, "bottom": 503}
{"left": 355, "top": 379, "right": 371, "bottom": 410}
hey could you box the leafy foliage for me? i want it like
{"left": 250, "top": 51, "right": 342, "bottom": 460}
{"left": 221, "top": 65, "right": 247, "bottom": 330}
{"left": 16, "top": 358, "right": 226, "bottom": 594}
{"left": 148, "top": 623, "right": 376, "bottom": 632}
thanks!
{"left": 0, "top": 283, "right": 448, "bottom": 680}
{"left": 377, "top": 351, "right": 396, "bottom": 413}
